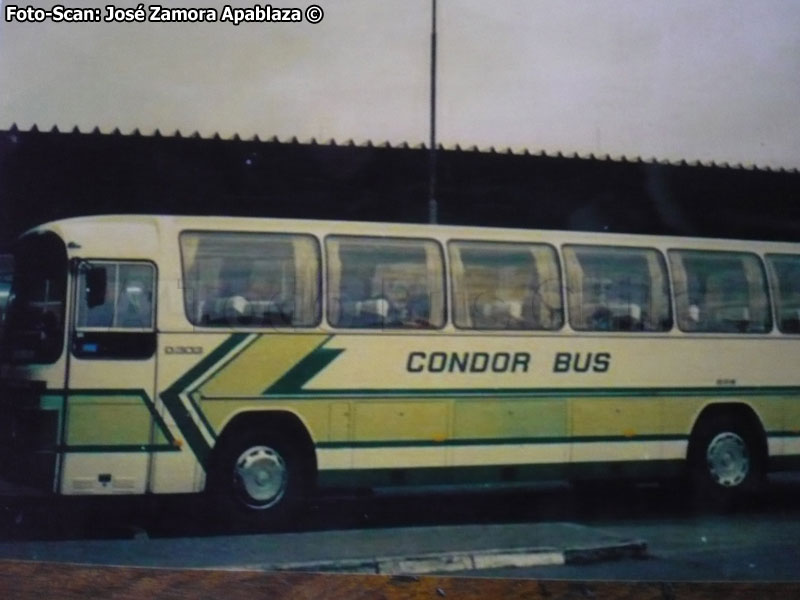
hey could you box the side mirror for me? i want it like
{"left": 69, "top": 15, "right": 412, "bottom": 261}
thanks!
{"left": 85, "top": 266, "right": 107, "bottom": 308}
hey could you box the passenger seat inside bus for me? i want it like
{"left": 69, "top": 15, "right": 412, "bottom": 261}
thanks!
{"left": 338, "top": 278, "right": 391, "bottom": 327}
{"left": 116, "top": 279, "right": 152, "bottom": 328}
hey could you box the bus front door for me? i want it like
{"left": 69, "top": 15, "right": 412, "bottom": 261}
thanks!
{"left": 60, "top": 260, "right": 158, "bottom": 495}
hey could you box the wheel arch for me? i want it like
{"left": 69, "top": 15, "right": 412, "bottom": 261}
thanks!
{"left": 210, "top": 409, "right": 318, "bottom": 487}
{"left": 688, "top": 402, "right": 769, "bottom": 463}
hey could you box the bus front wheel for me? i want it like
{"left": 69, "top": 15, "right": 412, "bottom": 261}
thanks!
{"left": 688, "top": 414, "right": 764, "bottom": 507}
{"left": 209, "top": 429, "right": 308, "bottom": 530}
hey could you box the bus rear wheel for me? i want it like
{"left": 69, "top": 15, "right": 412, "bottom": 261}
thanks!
{"left": 209, "top": 429, "right": 308, "bottom": 530}
{"left": 688, "top": 415, "right": 764, "bottom": 507}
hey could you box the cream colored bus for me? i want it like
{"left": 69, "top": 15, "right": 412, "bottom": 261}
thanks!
{"left": 2, "top": 215, "right": 799, "bottom": 525}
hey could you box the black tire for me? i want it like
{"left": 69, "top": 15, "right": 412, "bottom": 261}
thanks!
{"left": 207, "top": 427, "right": 309, "bottom": 530}
{"left": 688, "top": 414, "right": 765, "bottom": 508}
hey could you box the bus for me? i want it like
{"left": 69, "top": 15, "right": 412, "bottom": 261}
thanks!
{"left": 1, "top": 215, "right": 799, "bottom": 526}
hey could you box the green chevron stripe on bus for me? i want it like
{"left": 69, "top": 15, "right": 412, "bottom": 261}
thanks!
{"left": 159, "top": 333, "right": 253, "bottom": 465}
{"left": 200, "top": 334, "right": 331, "bottom": 397}
{"left": 158, "top": 333, "right": 335, "bottom": 468}
{"left": 264, "top": 336, "right": 344, "bottom": 395}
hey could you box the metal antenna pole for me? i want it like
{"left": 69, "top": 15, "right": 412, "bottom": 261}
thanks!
{"left": 428, "top": 0, "right": 438, "bottom": 224}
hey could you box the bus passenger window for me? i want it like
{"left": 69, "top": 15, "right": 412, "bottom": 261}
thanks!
{"left": 180, "top": 231, "right": 321, "bottom": 328}
{"left": 327, "top": 236, "right": 445, "bottom": 329}
{"left": 449, "top": 241, "right": 563, "bottom": 330}
{"left": 563, "top": 245, "right": 671, "bottom": 332}
{"left": 766, "top": 254, "right": 800, "bottom": 334}
{"left": 669, "top": 250, "right": 771, "bottom": 334}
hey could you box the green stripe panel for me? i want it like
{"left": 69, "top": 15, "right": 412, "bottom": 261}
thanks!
{"left": 159, "top": 333, "right": 251, "bottom": 467}
{"left": 317, "top": 434, "right": 689, "bottom": 449}
{"left": 262, "top": 385, "right": 800, "bottom": 399}
{"left": 317, "top": 430, "right": 800, "bottom": 450}
{"left": 50, "top": 388, "right": 178, "bottom": 451}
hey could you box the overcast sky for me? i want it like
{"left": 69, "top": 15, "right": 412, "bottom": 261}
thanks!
{"left": 2, "top": 0, "right": 799, "bottom": 169}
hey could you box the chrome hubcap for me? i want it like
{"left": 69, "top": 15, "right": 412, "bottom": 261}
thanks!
{"left": 234, "top": 445, "right": 287, "bottom": 509}
{"left": 706, "top": 432, "right": 749, "bottom": 487}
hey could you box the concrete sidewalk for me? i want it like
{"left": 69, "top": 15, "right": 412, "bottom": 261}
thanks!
{"left": 0, "top": 522, "right": 647, "bottom": 575}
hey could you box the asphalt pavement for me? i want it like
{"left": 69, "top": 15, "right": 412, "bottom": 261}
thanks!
{"left": 0, "top": 520, "right": 645, "bottom": 574}
{"left": 1, "top": 474, "right": 799, "bottom": 579}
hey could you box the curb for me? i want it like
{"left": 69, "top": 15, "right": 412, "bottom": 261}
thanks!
{"left": 250, "top": 539, "right": 648, "bottom": 575}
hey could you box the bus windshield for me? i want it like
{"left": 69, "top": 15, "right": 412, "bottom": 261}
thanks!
{"left": 2, "top": 231, "right": 68, "bottom": 364}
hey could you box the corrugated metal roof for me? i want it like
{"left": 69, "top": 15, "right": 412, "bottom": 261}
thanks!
{"left": 5, "top": 123, "right": 798, "bottom": 174}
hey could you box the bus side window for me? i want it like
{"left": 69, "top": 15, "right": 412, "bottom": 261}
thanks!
{"left": 670, "top": 250, "right": 771, "bottom": 334}
{"left": 564, "top": 245, "right": 671, "bottom": 332}
{"left": 180, "top": 232, "right": 321, "bottom": 328}
{"left": 766, "top": 254, "right": 800, "bottom": 334}
{"left": 450, "top": 240, "right": 563, "bottom": 331}
{"left": 327, "top": 236, "right": 445, "bottom": 329}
